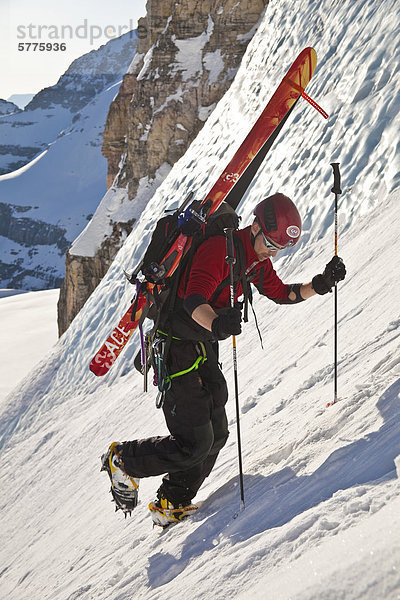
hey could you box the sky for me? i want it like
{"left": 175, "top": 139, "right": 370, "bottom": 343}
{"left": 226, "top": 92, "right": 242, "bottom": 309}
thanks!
{"left": 0, "top": 0, "right": 147, "bottom": 101}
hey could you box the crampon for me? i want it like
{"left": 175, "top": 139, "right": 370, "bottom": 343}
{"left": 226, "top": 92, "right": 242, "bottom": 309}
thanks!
{"left": 149, "top": 495, "right": 198, "bottom": 528}
{"left": 101, "top": 442, "right": 139, "bottom": 517}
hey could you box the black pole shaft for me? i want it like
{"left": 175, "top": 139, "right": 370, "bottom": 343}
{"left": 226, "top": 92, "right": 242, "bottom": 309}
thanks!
{"left": 330, "top": 163, "right": 342, "bottom": 405}
{"left": 334, "top": 280, "right": 338, "bottom": 402}
{"left": 225, "top": 228, "right": 245, "bottom": 510}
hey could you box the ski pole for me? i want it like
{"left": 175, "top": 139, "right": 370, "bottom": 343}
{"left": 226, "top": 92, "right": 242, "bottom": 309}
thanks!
{"left": 330, "top": 163, "right": 342, "bottom": 407}
{"left": 225, "top": 228, "right": 245, "bottom": 511}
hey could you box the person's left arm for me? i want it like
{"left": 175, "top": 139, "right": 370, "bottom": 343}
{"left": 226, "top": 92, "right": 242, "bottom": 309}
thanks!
{"left": 254, "top": 255, "right": 346, "bottom": 304}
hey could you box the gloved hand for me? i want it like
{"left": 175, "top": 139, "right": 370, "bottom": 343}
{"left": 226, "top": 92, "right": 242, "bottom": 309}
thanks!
{"left": 312, "top": 255, "right": 346, "bottom": 295}
{"left": 211, "top": 305, "right": 242, "bottom": 340}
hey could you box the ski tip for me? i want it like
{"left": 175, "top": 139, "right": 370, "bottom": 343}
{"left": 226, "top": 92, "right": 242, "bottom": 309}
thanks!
{"left": 298, "top": 47, "right": 317, "bottom": 66}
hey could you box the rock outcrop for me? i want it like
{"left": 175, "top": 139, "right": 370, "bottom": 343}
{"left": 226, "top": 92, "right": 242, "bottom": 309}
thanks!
{"left": 103, "top": 0, "right": 268, "bottom": 193}
{"left": 58, "top": 217, "right": 135, "bottom": 335}
{"left": 59, "top": 0, "right": 268, "bottom": 335}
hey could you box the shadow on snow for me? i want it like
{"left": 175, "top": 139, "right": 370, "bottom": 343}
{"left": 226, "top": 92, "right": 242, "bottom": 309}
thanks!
{"left": 147, "top": 378, "right": 400, "bottom": 588}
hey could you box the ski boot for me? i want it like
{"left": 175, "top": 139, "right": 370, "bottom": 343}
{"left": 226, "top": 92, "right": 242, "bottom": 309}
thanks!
{"left": 101, "top": 442, "right": 139, "bottom": 517}
{"left": 149, "top": 492, "right": 198, "bottom": 528}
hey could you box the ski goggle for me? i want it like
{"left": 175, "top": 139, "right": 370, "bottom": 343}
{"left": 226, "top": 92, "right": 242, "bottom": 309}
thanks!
{"left": 259, "top": 230, "right": 284, "bottom": 252}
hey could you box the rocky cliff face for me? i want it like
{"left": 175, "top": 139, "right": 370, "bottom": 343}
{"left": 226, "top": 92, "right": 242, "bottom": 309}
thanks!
{"left": 59, "top": 0, "right": 268, "bottom": 335}
{"left": 58, "top": 218, "right": 135, "bottom": 335}
{"left": 104, "top": 0, "right": 268, "bottom": 194}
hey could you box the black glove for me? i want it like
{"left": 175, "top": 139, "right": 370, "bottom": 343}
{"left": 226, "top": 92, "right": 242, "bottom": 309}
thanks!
{"left": 211, "top": 306, "right": 242, "bottom": 340}
{"left": 312, "top": 255, "right": 346, "bottom": 295}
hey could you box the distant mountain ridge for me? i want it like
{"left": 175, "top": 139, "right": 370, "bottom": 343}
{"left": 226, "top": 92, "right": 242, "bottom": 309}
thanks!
{"left": 0, "top": 31, "right": 138, "bottom": 290}
{"left": 25, "top": 35, "right": 137, "bottom": 114}
{"left": 6, "top": 94, "right": 34, "bottom": 109}
{"left": 0, "top": 99, "right": 21, "bottom": 115}
{"left": 0, "top": 31, "right": 138, "bottom": 175}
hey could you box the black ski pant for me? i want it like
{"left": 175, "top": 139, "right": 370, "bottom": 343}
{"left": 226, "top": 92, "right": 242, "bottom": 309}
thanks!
{"left": 120, "top": 339, "right": 229, "bottom": 505}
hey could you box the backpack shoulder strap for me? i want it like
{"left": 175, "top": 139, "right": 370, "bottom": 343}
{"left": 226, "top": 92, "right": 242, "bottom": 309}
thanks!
{"left": 208, "top": 235, "right": 249, "bottom": 316}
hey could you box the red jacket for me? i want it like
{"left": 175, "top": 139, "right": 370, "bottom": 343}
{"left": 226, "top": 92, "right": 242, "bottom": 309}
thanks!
{"left": 179, "top": 226, "right": 289, "bottom": 311}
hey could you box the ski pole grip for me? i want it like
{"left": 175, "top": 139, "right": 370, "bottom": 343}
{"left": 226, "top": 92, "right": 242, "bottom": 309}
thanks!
{"left": 330, "top": 163, "right": 342, "bottom": 195}
{"left": 224, "top": 228, "right": 236, "bottom": 266}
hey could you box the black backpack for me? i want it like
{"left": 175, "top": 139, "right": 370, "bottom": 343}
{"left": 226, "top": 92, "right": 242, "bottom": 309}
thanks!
{"left": 135, "top": 200, "right": 248, "bottom": 337}
{"left": 131, "top": 198, "right": 255, "bottom": 399}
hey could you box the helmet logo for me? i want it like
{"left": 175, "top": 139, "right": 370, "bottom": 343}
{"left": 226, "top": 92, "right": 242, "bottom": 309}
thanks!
{"left": 287, "top": 225, "right": 300, "bottom": 238}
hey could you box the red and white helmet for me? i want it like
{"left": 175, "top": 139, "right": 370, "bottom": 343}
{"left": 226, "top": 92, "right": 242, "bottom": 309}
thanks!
{"left": 253, "top": 193, "right": 302, "bottom": 247}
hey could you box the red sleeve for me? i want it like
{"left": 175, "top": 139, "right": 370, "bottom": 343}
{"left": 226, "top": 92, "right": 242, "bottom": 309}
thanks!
{"left": 182, "top": 235, "right": 229, "bottom": 301}
{"left": 251, "top": 260, "right": 289, "bottom": 302}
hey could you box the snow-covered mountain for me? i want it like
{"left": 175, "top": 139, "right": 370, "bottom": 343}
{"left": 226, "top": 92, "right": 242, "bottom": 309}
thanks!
{"left": 0, "top": 31, "right": 138, "bottom": 175}
{"left": 0, "top": 0, "right": 399, "bottom": 599}
{"left": 6, "top": 94, "right": 34, "bottom": 110}
{"left": 0, "top": 99, "right": 21, "bottom": 115}
{"left": 0, "top": 31, "right": 138, "bottom": 289}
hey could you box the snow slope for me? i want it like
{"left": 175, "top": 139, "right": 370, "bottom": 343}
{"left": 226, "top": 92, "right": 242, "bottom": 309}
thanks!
{"left": 0, "top": 0, "right": 399, "bottom": 598}
{"left": 0, "top": 289, "right": 58, "bottom": 404}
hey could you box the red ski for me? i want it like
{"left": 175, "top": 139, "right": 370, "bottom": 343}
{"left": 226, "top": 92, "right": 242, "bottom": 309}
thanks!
{"left": 90, "top": 47, "right": 319, "bottom": 376}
